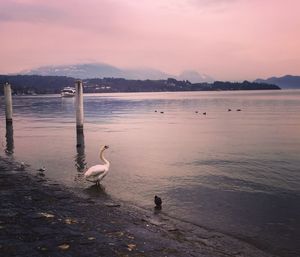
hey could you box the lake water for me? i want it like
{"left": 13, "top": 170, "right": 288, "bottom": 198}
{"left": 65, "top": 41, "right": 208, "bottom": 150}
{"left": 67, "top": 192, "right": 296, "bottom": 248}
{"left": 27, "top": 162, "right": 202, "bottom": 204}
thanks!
{"left": 1, "top": 90, "right": 300, "bottom": 257}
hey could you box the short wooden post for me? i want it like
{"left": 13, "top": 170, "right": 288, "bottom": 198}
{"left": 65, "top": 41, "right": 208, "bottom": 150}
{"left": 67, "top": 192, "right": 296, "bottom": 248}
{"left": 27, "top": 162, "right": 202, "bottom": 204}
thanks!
{"left": 4, "top": 83, "right": 13, "bottom": 125}
{"left": 75, "top": 80, "right": 84, "bottom": 132}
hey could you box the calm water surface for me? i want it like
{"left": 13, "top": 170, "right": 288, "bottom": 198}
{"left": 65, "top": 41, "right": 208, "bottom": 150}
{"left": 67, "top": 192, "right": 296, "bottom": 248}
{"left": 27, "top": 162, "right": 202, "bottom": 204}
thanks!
{"left": 1, "top": 90, "right": 300, "bottom": 257}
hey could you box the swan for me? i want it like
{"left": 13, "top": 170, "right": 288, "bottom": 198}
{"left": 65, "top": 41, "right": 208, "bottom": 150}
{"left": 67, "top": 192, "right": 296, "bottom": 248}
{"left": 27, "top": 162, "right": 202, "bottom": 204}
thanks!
{"left": 84, "top": 145, "right": 110, "bottom": 185}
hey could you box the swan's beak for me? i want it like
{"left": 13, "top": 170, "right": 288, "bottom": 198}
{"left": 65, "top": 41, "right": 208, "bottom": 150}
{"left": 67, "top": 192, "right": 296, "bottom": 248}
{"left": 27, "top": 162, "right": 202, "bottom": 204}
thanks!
{"left": 104, "top": 145, "right": 109, "bottom": 149}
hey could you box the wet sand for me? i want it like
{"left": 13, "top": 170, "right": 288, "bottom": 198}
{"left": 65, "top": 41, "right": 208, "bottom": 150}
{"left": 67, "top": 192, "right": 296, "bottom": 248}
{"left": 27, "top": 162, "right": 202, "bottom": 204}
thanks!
{"left": 0, "top": 157, "right": 275, "bottom": 257}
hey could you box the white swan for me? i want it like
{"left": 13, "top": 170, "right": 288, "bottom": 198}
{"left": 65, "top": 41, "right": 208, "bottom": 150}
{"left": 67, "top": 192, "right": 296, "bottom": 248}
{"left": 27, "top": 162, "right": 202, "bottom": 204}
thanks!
{"left": 84, "top": 145, "right": 110, "bottom": 185}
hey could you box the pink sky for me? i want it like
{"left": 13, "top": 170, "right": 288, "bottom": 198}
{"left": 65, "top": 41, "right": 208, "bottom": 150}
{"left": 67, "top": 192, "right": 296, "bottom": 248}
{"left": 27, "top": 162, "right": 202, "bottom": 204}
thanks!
{"left": 0, "top": 0, "right": 299, "bottom": 80}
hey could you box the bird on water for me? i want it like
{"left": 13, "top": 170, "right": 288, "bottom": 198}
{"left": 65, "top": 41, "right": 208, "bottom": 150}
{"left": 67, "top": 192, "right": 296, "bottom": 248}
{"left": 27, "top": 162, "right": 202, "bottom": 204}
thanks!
{"left": 154, "top": 195, "right": 162, "bottom": 209}
{"left": 84, "top": 145, "right": 110, "bottom": 185}
{"left": 37, "top": 166, "right": 46, "bottom": 177}
{"left": 20, "top": 162, "right": 25, "bottom": 171}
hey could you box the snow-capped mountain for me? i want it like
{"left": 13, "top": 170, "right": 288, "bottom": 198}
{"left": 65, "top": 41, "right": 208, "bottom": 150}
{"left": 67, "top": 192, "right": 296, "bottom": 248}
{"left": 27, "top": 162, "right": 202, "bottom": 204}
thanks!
{"left": 21, "top": 63, "right": 214, "bottom": 82}
{"left": 21, "top": 63, "right": 169, "bottom": 80}
{"left": 22, "top": 63, "right": 124, "bottom": 79}
{"left": 178, "top": 70, "right": 214, "bottom": 83}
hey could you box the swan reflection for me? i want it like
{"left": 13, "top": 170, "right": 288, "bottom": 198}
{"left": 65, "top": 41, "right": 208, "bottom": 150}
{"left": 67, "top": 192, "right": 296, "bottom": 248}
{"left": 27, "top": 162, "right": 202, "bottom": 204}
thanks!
{"left": 83, "top": 184, "right": 107, "bottom": 198}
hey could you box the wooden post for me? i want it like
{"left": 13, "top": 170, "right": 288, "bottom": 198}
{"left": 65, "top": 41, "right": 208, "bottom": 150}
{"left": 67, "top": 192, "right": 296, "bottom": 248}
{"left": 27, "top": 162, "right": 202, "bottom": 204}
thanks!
{"left": 5, "top": 123, "right": 14, "bottom": 155}
{"left": 76, "top": 131, "right": 85, "bottom": 172}
{"left": 75, "top": 80, "right": 84, "bottom": 132}
{"left": 4, "top": 83, "right": 13, "bottom": 125}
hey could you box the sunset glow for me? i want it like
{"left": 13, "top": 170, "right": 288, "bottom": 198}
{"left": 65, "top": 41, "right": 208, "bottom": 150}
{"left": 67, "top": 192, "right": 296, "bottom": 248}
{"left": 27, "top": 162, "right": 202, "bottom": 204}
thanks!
{"left": 0, "top": 0, "right": 299, "bottom": 80}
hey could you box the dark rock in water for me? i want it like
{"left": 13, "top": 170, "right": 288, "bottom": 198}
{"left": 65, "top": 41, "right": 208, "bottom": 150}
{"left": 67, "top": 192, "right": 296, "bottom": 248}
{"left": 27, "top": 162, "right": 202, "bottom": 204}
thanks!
{"left": 154, "top": 195, "right": 162, "bottom": 208}
{"left": 203, "top": 112, "right": 206, "bottom": 115}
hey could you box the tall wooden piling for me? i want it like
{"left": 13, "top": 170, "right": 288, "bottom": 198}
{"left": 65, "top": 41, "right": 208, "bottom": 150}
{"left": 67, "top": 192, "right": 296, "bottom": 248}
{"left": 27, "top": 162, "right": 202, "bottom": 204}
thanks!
{"left": 5, "top": 123, "right": 14, "bottom": 155}
{"left": 76, "top": 131, "right": 85, "bottom": 172}
{"left": 75, "top": 80, "right": 84, "bottom": 132}
{"left": 4, "top": 83, "right": 13, "bottom": 124}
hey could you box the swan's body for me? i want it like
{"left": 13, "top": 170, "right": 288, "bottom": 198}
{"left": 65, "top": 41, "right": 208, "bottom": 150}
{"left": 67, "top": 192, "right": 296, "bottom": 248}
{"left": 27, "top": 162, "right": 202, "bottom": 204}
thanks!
{"left": 84, "top": 145, "right": 110, "bottom": 184}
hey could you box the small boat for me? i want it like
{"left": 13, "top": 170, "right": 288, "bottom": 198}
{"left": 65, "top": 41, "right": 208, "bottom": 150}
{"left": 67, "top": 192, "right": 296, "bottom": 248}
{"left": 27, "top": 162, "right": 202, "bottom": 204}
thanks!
{"left": 61, "top": 87, "right": 76, "bottom": 97}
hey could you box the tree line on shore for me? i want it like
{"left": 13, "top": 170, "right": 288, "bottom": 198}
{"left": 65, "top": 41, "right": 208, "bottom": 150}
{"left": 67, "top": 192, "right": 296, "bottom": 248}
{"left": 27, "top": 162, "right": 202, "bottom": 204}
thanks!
{"left": 0, "top": 75, "right": 280, "bottom": 95}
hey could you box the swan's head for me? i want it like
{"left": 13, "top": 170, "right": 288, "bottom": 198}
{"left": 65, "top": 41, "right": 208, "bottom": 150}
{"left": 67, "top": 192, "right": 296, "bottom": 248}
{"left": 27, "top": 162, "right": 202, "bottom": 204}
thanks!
{"left": 103, "top": 145, "right": 109, "bottom": 150}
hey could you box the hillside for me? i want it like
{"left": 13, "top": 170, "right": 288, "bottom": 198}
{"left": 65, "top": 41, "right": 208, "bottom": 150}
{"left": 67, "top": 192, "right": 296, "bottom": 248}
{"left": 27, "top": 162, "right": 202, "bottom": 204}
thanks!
{"left": 20, "top": 63, "right": 213, "bottom": 83}
{"left": 0, "top": 75, "right": 74, "bottom": 94}
{"left": 0, "top": 75, "right": 280, "bottom": 95}
{"left": 255, "top": 75, "right": 300, "bottom": 89}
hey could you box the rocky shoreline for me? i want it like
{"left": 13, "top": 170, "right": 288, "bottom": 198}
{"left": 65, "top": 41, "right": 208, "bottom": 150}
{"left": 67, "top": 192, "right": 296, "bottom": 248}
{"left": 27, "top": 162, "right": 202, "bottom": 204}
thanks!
{"left": 0, "top": 156, "right": 275, "bottom": 257}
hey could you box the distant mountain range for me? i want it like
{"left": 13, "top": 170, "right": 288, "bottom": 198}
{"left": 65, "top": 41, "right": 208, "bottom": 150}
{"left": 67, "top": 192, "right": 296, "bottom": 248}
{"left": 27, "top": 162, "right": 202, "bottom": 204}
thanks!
{"left": 15, "top": 63, "right": 300, "bottom": 89}
{"left": 255, "top": 75, "right": 300, "bottom": 89}
{"left": 20, "top": 63, "right": 214, "bottom": 83}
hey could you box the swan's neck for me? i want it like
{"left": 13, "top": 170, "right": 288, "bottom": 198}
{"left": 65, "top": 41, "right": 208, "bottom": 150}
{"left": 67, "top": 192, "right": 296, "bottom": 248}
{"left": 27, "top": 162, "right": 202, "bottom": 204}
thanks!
{"left": 100, "top": 149, "right": 109, "bottom": 166}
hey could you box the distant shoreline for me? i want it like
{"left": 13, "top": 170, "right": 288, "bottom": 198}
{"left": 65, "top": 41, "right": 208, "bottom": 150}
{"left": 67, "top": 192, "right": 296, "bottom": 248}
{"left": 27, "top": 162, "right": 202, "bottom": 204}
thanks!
{"left": 0, "top": 75, "right": 280, "bottom": 95}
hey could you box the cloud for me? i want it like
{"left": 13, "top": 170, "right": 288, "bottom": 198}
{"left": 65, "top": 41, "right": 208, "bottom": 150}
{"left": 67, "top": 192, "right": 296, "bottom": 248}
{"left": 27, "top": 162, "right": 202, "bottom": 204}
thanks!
{"left": 186, "top": 0, "right": 241, "bottom": 10}
{"left": 0, "top": 0, "right": 299, "bottom": 80}
{"left": 0, "top": 1, "right": 65, "bottom": 23}
{"left": 0, "top": 0, "right": 133, "bottom": 35}
{"left": 189, "top": 0, "right": 239, "bottom": 5}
